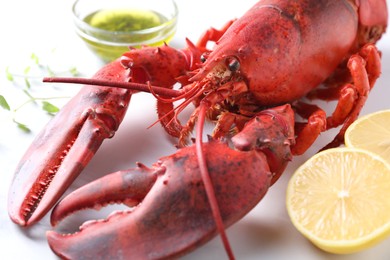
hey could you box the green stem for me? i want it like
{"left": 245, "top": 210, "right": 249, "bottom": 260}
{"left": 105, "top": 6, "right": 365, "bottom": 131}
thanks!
{"left": 13, "top": 95, "right": 70, "bottom": 112}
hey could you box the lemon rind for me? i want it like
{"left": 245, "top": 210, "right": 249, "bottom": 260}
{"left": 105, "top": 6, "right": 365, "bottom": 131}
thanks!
{"left": 345, "top": 109, "right": 390, "bottom": 148}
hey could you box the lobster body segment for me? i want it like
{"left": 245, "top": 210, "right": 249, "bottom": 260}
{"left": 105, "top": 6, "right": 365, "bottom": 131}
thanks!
{"left": 197, "top": 0, "right": 359, "bottom": 105}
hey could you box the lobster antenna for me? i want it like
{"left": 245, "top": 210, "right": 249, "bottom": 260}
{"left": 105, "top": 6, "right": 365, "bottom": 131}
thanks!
{"left": 196, "top": 101, "right": 235, "bottom": 260}
{"left": 146, "top": 81, "right": 200, "bottom": 103}
{"left": 146, "top": 92, "right": 197, "bottom": 130}
{"left": 43, "top": 77, "right": 182, "bottom": 98}
{"left": 146, "top": 81, "right": 203, "bottom": 130}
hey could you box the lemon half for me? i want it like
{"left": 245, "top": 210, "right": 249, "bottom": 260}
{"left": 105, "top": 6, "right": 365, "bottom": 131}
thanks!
{"left": 286, "top": 147, "right": 390, "bottom": 254}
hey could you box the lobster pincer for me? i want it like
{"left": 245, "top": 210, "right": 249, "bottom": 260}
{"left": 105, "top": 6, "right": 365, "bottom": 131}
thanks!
{"left": 8, "top": 41, "right": 204, "bottom": 227}
{"left": 8, "top": 60, "right": 132, "bottom": 226}
{"left": 46, "top": 105, "right": 294, "bottom": 260}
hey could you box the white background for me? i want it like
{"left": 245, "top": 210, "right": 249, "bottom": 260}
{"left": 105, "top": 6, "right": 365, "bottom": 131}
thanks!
{"left": 1, "top": 0, "right": 390, "bottom": 259}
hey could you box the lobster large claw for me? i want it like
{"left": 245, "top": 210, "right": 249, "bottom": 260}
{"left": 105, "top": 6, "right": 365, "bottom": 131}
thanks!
{"left": 47, "top": 141, "right": 273, "bottom": 259}
{"left": 8, "top": 60, "right": 132, "bottom": 226}
{"left": 46, "top": 105, "right": 295, "bottom": 259}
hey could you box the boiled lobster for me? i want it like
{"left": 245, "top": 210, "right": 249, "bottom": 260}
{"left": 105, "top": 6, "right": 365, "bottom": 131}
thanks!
{"left": 8, "top": 0, "right": 387, "bottom": 259}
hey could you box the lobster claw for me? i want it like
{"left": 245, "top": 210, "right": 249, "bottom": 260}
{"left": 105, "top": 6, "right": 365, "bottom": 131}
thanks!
{"left": 46, "top": 105, "right": 295, "bottom": 259}
{"left": 50, "top": 163, "right": 160, "bottom": 226}
{"left": 8, "top": 60, "right": 132, "bottom": 226}
{"left": 47, "top": 140, "right": 274, "bottom": 259}
{"left": 47, "top": 163, "right": 161, "bottom": 259}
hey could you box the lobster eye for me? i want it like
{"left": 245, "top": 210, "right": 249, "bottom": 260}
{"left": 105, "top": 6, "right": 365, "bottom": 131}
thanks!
{"left": 200, "top": 52, "right": 210, "bottom": 63}
{"left": 227, "top": 57, "right": 240, "bottom": 72}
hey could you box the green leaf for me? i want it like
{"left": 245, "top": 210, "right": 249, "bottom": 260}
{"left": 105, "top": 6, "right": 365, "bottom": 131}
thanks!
{"left": 0, "top": 95, "right": 10, "bottom": 110}
{"left": 42, "top": 101, "right": 59, "bottom": 114}
{"left": 12, "top": 119, "right": 31, "bottom": 133}
{"left": 31, "top": 53, "right": 39, "bottom": 64}
{"left": 16, "top": 122, "right": 31, "bottom": 133}
{"left": 69, "top": 66, "right": 79, "bottom": 76}
{"left": 24, "top": 66, "right": 31, "bottom": 75}
{"left": 5, "top": 67, "right": 14, "bottom": 81}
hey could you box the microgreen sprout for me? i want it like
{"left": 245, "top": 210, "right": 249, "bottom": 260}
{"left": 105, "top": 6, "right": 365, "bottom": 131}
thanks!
{"left": 0, "top": 95, "right": 10, "bottom": 111}
{"left": 2, "top": 53, "right": 78, "bottom": 132}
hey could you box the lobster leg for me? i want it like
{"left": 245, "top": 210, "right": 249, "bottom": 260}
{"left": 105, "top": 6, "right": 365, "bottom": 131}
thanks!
{"left": 8, "top": 60, "right": 132, "bottom": 226}
{"left": 322, "top": 44, "right": 381, "bottom": 149}
{"left": 291, "top": 102, "right": 326, "bottom": 155}
{"left": 212, "top": 112, "right": 249, "bottom": 139}
{"left": 292, "top": 44, "right": 381, "bottom": 154}
{"left": 47, "top": 105, "right": 295, "bottom": 259}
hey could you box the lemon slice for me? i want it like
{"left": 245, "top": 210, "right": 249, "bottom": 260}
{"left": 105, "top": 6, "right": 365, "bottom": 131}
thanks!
{"left": 286, "top": 147, "right": 390, "bottom": 254}
{"left": 345, "top": 110, "right": 390, "bottom": 165}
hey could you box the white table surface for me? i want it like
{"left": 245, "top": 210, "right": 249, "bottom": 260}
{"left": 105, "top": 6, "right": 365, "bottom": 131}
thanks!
{"left": 1, "top": 1, "right": 390, "bottom": 259}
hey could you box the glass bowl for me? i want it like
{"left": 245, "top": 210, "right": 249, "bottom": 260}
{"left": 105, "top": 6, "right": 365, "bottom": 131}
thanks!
{"left": 72, "top": 0, "right": 178, "bottom": 62}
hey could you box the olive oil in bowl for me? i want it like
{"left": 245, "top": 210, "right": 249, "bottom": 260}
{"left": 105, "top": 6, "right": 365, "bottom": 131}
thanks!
{"left": 86, "top": 9, "right": 163, "bottom": 32}
{"left": 73, "top": 0, "right": 178, "bottom": 62}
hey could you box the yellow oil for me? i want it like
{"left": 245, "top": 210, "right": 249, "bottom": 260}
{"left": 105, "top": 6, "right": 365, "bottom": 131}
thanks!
{"left": 80, "top": 9, "right": 176, "bottom": 62}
